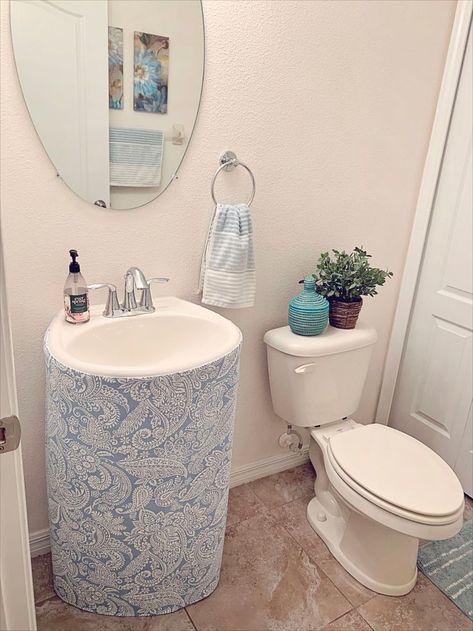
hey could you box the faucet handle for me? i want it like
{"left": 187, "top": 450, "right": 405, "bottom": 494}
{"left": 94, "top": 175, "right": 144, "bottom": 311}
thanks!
{"left": 147, "top": 277, "right": 170, "bottom": 285}
{"left": 87, "top": 283, "right": 121, "bottom": 318}
{"left": 139, "top": 277, "right": 170, "bottom": 310}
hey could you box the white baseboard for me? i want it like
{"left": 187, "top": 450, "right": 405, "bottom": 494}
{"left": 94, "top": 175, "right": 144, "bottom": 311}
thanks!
{"left": 29, "top": 447, "right": 310, "bottom": 557}
{"left": 29, "top": 528, "right": 50, "bottom": 558}
{"left": 229, "top": 446, "right": 310, "bottom": 488}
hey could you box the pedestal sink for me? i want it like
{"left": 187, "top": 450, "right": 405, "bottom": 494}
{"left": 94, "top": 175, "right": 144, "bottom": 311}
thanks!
{"left": 44, "top": 297, "right": 242, "bottom": 616}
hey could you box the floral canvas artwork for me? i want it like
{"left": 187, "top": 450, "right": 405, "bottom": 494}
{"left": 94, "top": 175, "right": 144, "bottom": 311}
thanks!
{"left": 108, "top": 27, "right": 123, "bottom": 109}
{"left": 134, "top": 31, "right": 169, "bottom": 113}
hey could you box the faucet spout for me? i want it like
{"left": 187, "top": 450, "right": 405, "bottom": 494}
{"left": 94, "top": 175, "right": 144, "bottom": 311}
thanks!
{"left": 123, "top": 266, "right": 148, "bottom": 311}
{"left": 125, "top": 267, "right": 148, "bottom": 291}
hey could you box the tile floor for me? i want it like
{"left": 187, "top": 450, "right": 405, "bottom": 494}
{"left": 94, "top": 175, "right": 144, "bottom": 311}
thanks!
{"left": 32, "top": 464, "right": 473, "bottom": 631}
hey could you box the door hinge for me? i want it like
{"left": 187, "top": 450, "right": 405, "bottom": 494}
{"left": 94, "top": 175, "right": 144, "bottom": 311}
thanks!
{"left": 0, "top": 415, "right": 21, "bottom": 454}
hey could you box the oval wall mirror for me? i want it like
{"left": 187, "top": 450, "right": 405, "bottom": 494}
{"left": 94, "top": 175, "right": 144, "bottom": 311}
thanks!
{"left": 10, "top": 0, "right": 204, "bottom": 210}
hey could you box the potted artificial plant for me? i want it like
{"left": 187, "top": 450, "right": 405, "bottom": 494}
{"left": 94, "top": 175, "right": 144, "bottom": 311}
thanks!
{"left": 313, "top": 247, "right": 393, "bottom": 329}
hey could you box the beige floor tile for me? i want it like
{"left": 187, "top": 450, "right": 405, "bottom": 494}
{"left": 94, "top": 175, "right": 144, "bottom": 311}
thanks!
{"left": 226, "top": 484, "right": 266, "bottom": 526}
{"left": 322, "top": 610, "right": 373, "bottom": 630}
{"left": 463, "top": 494, "right": 473, "bottom": 522}
{"left": 358, "top": 573, "right": 472, "bottom": 631}
{"left": 36, "top": 597, "right": 194, "bottom": 631}
{"left": 186, "top": 512, "right": 351, "bottom": 631}
{"left": 247, "top": 463, "right": 316, "bottom": 509}
{"left": 271, "top": 497, "right": 332, "bottom": 563}
{"left": 317, "top": 559, "right": 375, "bottom": 608}
{"left": 31, "top": 553, "right": 55, "bottom": 604}
{"left": 272, "top": 496, "right": 374, "bottom": 608}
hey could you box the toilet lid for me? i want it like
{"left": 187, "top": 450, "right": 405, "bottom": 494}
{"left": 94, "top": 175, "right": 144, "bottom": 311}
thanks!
{"left": 328, "top": 425, "right": 464, "bottom": 517}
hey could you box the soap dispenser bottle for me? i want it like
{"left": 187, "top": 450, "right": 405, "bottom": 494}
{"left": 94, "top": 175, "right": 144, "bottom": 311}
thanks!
{"left": 64, "top": 249, "right": 90, "bottom": 324}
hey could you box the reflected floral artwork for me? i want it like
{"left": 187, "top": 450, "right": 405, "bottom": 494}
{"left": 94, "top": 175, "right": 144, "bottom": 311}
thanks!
{"left": 108, "top": 27, "right": 123, "bottom": 109}
{"left": 134, "top": 31, "right": 169, "bottom": 113}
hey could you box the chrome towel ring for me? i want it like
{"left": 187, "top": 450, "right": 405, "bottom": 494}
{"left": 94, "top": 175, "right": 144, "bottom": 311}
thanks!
{"left": 211, "top": 151, "right": 256, "bottom": 206}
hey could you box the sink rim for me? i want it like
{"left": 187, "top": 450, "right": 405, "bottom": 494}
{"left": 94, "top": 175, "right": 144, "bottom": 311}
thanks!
{"left": 45, "top": 297, "right": 242, "bottom": 378}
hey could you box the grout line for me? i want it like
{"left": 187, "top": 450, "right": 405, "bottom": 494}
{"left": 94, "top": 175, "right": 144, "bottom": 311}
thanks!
{"left": 184, "top": 607, "right": 199, "bottom": 631}
{"left": 269, "top": 501, "right": 380, "bottom": 618}
{"left": 35, "top": 592, "right": 56, "bottom": 606}
{"left": 326, "top": 607, "right": 375, "bottom": 630}
{"left": 273, "top": 515, "right": 354, "bottom": 616}
{"left": 416, "top": 571, "right": 472, "bottom": 622}
{"left": 356, "top": 606, "right": 376, "bottom": 631}
{"left": 250, "top": 489, "right": 315, "bottom": 513}
{"left": 34, "top": 594, "right": 58, "bottom": 608}
{"left": 235, "top": 463, "right": 314, "bottom": 513}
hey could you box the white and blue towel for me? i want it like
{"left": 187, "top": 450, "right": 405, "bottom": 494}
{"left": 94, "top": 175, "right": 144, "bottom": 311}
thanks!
{"left": 200, "top": 203, "right": 255, "bottom": 308}
{"left": 109, "top": 127, "right": 164, "bottom": 187}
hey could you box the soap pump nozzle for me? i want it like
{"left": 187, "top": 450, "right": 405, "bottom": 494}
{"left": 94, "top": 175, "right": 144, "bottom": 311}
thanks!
{"left": 69, "top": 249, "right": 80, "bottom": 273}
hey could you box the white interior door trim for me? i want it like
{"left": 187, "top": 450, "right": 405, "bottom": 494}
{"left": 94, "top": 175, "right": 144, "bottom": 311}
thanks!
{"left": 376, "top": 0, "right": 473, "bottom": 425}
{"left": 0, "top": 231, "right": 36, "bottom": 630}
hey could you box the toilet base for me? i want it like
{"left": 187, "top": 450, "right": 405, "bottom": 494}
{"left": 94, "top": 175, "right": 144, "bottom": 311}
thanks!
{"left": 307, "top": 496, "right": 418, "bottom": 596}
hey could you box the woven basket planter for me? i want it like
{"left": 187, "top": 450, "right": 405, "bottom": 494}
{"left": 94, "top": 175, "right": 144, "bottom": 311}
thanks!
{"left": 329, "top": 298, "right": 363, "bottom": 329}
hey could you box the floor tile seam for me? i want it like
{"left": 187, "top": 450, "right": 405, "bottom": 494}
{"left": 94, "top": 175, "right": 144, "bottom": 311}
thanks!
{"left": 272, "top": 511, "right": 380, "bottom": 612}
{"left": 35, "top": 594, "right": 58, "bottom": 608}
{"left": 184, "top": 607, "right": 199, "bottom": 631}
{"left": 325, "top": 607, "right": 376, "bottom": 631}
{"left": 416, "top": 570, "right": 472, "bottom": 623}
{"left": 248, "top": 486, "right": 311, "bottom": 511}
{"left": 35, "top": 593, "right": 55, "bottom": 606}
{"left": 355, "top": 605, "right": 381, "bottom": 631}
{"left": 253, "top": 495, "right": 309, "bottom": 516}
{"left": 275, "top": 518, "right": 354, "bottom": 621}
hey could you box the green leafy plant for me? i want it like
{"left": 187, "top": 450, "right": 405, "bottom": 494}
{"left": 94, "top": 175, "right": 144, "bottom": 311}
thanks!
{"left": 313, "top": 247, "right": 393, "bottom": 302}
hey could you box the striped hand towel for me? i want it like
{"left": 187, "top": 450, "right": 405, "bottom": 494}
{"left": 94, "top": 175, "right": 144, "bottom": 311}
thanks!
{"left": 109, "top": 127, "right": 164, "bottom": 187}
{"left": 200, "top": 203, "right": 255, "bottom": 308}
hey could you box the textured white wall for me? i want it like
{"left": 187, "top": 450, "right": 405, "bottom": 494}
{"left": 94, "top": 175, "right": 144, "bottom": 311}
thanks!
{"left": 1, "top": 0, "right": 455, "bottom": 535}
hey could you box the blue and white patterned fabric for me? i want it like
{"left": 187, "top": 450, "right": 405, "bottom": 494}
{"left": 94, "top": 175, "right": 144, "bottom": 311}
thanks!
{"left": 44, "top": 343, "right": 240, "bottom": 617}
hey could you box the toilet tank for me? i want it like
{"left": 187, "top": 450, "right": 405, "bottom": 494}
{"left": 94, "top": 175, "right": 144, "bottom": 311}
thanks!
{"left": 264, "top": 322, "right": 377, "bottom": 428}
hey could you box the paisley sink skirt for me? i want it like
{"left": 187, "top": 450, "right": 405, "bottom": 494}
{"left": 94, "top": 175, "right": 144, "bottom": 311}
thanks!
{"left": 44, "top": 343, "right": 240, "bottom": 616}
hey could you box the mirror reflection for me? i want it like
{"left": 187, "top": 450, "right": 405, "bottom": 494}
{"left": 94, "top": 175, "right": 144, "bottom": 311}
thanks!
{"left": 11, "top": 0, "right": 204, "bottom": 210}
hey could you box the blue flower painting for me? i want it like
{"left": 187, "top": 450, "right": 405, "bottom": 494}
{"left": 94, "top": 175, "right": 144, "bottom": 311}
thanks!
{"left": 108, "top": 27, "right": 123, "bottom": 109}
{"left": 134, "top": 31, "right": 169, "bottom": 114}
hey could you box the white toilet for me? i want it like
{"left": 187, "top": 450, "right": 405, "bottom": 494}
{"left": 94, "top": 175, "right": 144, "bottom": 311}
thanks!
{"left": 264, "top": 322, "right": 464, "bottom": 596}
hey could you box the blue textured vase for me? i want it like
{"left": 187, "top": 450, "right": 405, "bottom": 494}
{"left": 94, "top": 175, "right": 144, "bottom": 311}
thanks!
{"left": 288, "top": 276, "right": 329, "bottom": 336}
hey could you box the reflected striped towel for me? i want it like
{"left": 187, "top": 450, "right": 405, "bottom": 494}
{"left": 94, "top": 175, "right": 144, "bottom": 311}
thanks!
{"left": 200, "top": 203, "right": 255, "bottom": 308}
{"left": 109, "top": 128, "right": 163, "bottom": 187}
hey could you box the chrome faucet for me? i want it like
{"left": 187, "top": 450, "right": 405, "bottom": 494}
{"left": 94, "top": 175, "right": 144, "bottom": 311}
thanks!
{"left": 123, "top": 266, "right": 147, "bottom": 311}
{"left": 88, "top": 267, "right": 169, "bottom": 318}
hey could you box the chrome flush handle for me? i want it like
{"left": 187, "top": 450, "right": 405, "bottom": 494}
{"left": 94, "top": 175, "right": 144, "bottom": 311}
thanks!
{"left": 294, "top": 363, "right": 318, "bottom": 374}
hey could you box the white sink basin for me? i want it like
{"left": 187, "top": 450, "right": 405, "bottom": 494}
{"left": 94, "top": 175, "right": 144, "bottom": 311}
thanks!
{"left": 46, "top": 297, "right": 242, "bottom": 377}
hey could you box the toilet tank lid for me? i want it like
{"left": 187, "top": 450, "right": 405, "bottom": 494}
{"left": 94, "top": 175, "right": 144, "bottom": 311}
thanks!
{"left": 264, "top": 322, "right": 377, "bottom": 357}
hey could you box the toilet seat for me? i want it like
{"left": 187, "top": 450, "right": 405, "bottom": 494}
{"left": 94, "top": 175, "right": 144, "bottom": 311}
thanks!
{"left": 327, "top": 424, "right": 464, "bottom": 525}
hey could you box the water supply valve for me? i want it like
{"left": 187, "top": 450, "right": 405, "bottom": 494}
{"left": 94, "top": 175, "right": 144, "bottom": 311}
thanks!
{"left": 278, "top": 424, "right": 303, "bottom": 452}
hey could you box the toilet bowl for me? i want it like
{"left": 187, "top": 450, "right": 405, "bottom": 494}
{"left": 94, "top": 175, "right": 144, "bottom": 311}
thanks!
{"left": 264, "top": 323, "right": 464, "bottom": 596}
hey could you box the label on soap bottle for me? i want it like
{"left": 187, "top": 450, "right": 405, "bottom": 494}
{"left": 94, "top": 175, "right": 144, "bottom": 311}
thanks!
{"left": 70, "top": 293, "right": 88, "bottom": 314}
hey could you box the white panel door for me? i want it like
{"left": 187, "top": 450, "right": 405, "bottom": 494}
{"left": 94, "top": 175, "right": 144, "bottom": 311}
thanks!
{"left": 389, "top": 28, "right": 472, "bottom": 495}
{"left": 0, "top": 233, "right": 36, "bottom": 630}
{"left": 11, "top": 0, "right": 110, "bottom": 206}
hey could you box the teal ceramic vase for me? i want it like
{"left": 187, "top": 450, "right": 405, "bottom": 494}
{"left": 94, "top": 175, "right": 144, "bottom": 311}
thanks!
{"left": 288, "top": 276, "right": 329, "bottom": 336}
